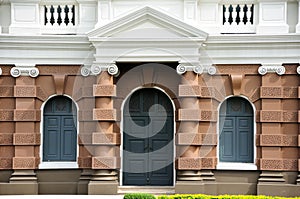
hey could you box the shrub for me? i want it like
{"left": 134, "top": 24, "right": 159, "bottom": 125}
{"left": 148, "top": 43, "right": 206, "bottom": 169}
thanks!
{"left": 124, "top": 193, "right": 156, "bottom": 199}
{"left": 157, "top": 194, "right": 300, "bottom": 199}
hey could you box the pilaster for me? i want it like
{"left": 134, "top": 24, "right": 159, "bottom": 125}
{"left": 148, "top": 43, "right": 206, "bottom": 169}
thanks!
{"left": 88, "top": 69, "right": 119, "bottom": 195}
{"left": 9, "top": 67, "right": 39, "bottom": 194}
{"left": 184, "top": 0, "right": 198, "bottom": 26}
{"left": 258, "top": 64, "right": 298, "bottom": 185}
{"left": 96, "top": 0, "right": 112, "bottom": 27}
{"left": 296, "top": 0, "right": 300, "bottom": 33}
{"left": 256, "top": 0, "right": 289, "bottom": 34}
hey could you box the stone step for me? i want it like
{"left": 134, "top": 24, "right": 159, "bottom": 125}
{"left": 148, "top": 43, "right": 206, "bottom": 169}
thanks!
{"left": 118, "top": 186, "right": 175, "bottom": 195}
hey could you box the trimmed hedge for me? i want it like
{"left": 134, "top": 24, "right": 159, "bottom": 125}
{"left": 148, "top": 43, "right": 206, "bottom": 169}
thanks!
{"left": 157, "top": 194, "right": 300, "bottom": 199}
{"left": 124, "top": 193, "right": 156, "bottom": 199}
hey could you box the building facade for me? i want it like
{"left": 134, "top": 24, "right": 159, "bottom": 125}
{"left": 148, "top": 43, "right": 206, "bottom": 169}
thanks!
{"left": 0, "top": 0, "right": 300, "bottom": 196}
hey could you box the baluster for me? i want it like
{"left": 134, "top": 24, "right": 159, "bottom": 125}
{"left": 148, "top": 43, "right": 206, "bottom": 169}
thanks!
{"left": 246, "top": 4, "right": 253, "bottom": 25}
{"left": 53, "top": 5, "right": 58, "bottom": 26}
{"left": 232, "top": 4, "right": 237, "bottom": 26}
{"left": 61, "top": 5, "right": 67, "bottom": 27}
{"left": 46, "top": 5, "right": 52, "bottom": 26}
{"left": 67, "top": 5, "right": 73, "bottom": 26}
{"left": 241, "top": 4, "right": 246, "bottom": 25}
{"left": 224, "top": 5, "right": 230, "bottom": 26}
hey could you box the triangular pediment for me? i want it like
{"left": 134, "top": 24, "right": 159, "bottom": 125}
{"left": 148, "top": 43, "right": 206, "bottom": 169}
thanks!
{"left": 88, "top": 6, "right": 208, "bottom": 40}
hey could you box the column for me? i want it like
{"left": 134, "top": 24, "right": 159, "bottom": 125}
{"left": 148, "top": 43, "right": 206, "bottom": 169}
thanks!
{"left": 257, "top": 64, "right": 299, "bottom": 196}
{"left": 77, "top": 75, "right": 96, "bottom": 194}
{"left": 296, "top": 0, "right": 300, "bottom": 33}
{"left": 88, "top": 64, "right": 120, "bottom": 195}
{"left": 9, "top": 66, "right": 40, "bottom": 194}
{"left": 257, "top": 0, "right": 289, "bottom": 34}
{"left": 9, "top": 0, "right": 41, "bottom": 34}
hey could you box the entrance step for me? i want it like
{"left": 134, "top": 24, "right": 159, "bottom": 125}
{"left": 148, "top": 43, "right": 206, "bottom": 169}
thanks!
{"left": 118, "top": 186, "right": 175, "bottom": 195}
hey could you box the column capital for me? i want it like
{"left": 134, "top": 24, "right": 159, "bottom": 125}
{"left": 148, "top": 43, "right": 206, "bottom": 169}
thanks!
{"left": 81, "top": 63, "right": 119, "bottom": 77}
{"left": 297, "top": 66, "right": 300, "bottom": 74}
{"left": 258, "top": 63, "right": 285, "bottom": 75}
{"left": 10, "top": 64, "right": 39, "bottom": 78}
{"left": 177, "top": 63, "right": 216, "bottom": 75}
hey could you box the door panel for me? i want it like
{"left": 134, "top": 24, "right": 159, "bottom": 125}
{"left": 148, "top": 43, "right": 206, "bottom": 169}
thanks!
{"left": 219, "top": 97, "right": 254, "bottom": 163}
{"left": 43, "top": 97, "right": 77, "bottom": 162}
{"left": 123, "top": 89, "right": 173, "bottom": 186}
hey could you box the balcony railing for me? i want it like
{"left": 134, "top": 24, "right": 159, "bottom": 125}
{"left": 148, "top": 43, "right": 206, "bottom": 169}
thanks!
{"left": 41, "top": 4, "right": 77, "bottom": 34}
{"left": 221, "top": 3, "right": 255, "bottom": 34}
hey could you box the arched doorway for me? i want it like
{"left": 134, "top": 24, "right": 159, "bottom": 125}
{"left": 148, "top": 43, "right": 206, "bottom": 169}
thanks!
{"left": 43, "top": 96, "right": 77, "bottom": 162}
{"left": 123, "top": 88, "right": 174, "bottom": 186}
{"left": 219, "top": 97, "right": 254, "bottom": 163}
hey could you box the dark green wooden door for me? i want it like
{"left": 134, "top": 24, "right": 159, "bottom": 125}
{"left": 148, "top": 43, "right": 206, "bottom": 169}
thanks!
{"left": 219, "top": 97, "right": 254, "bottom": 163}
{"left": 123, "top": 89, "right": 173, "bottom": 186}
{"left": 43, "top": 96, "right": 77, "bottom": 161}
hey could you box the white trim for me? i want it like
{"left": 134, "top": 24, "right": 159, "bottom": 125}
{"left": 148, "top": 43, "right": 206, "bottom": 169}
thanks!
{"left": 216, "top": 162, "right": 257, "bottom": 170}
{"left": 39, "top": 94, "right": 79, "bottom": 170}
{"left": 119, "top": 86, "right": 176, "bottom": 187}
{"left": 216, "top": 95, "right": 257, "bottom": 170}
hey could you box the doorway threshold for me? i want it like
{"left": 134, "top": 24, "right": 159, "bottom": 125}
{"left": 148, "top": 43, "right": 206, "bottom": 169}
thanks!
{"left": 118, "top": 186, "right": 175, "bottom": 195}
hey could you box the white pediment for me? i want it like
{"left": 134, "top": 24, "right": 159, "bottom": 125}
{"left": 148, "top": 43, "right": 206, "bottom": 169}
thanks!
{"left": 88, "top": 6, "right": 208, "bottom": 40}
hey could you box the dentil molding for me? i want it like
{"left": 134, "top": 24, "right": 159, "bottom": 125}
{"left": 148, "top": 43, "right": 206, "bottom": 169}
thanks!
{"left": 10, "top": 65, "right": 39, "bottom": 78}
{"left": 81, "top": 63, "right": 119, "bottom": 77}
{"left": 176, "top": 63, "right": 217, "bottom": 75}
{"left": 258, "top": 64, "right": 285, "bottom": 76}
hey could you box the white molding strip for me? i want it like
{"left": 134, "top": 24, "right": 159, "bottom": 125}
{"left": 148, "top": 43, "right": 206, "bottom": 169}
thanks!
{"left": 258, "top": 64, "right": 285, "bottom": 76}
{"left": 297, "top": 66, "right": 300, "bottom": 74}
{"left": 0, "top": 67, "right": 2, "bottom": 75}
{"left": 81, "top": 63, "right": 119, "bottom": 76}
{"left": 10, "top": 65, "right": 39, "bottom": 78}
{"left": 39, "top": 162, "right": 78, "bottom": 169}
{"left": 176, "top": 63, "right": 216, "bottom": 75}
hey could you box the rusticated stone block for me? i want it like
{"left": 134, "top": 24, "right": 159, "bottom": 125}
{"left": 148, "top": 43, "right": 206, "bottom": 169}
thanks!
{"left": 201, "top": 158, "right": 216, "bottom": 169}
{"left": 177, "top": 133, "right": 217, "bottom": 146}
{"left": 260, "top": 111, "right": 281, "bottom": 122}
{"left": 0, "top": 86, "right": 13, "bottom": 97}
{"left": 0, "top": 110, "right": 14, "bottom": 121}
{"left": 92, "top": 133, "right": 120, "bottom": 145}
{"left": 93, "top": 109, "right": 117, "bottom": 121}
{"left": 282, "top": 111, "right": 298, "bottom": 122}
{"left": 14, "top": 86, "right": 36, "bottom": 97}
{"left": 283, "top": 87, "right": 298, "bottom": 98}
{"left": 178, "top": 85, "right": 201, "bottom": 97}
{"left": 249, "top": 88, "right": 260, "bottom": 103}
{"left": 201, "top": 87, "right": 214, "bottom": 98}
{"left": 177, "top": 157, "right": 201, "bottom": 170}
{"left": 93, "top": 85, "right": 116, "bottom": 97}
{"left": 178, "top": 109, "right": 200, "bottom": 121}
{"left": 78, "top": 157, "right": 92, "bottom": 168}
{"left": 260, "top": 135, "right": 298, "bottom": 146}
{"left": 14, "top": 110, "right": 41, "bottom": 121}
{"left": 13, "top": 134, "right": 40, "bottom": 145}
{"left": 260, "top": 87, "right": 298, "bottom": 99}
{"left": 260, "top": 159, "right": 298, "bottom": 171}
{"left": 13, "top": 157, "right": 37, "bottom": 169}
{"left": 92, "top": 157, "right": 120, "bottom": 169}
{"left": 260, "top": 87, "right": 282, "bottom": 98}
{"left": 0, "top": 157, "right": 12, "bottom": 169}
{"left": 0, "top": 134, "right": 13, "bottom": 145}
{"left": 200, "top": 110, "right": 217, "bottom": 122}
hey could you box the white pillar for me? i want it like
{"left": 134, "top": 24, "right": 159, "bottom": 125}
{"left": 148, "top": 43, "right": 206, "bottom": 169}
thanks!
{"left": 96, "top": 0, "right": 111, "bottom": 27}
{"left": 296, "top": 0, "right": 300, "bottom": 33}
{"left": 184, "top": 0, "right": 198, "bottom": 25}
{"left": 198, "top": 0, "right": 220, "bottom": 34}
{"left": 257, "top": 0, "right": 289, "bottom": 34}
{"left": 77, "top": 0, "right": 98, "bottom": 34}
{"left": 9, "top": 0, "right": 41, "bottom": 35}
